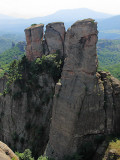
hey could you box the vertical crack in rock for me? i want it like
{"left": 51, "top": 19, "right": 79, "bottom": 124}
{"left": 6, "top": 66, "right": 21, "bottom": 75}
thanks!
{"left": 111, "top": 79, "right": 116, "bottom": 133}
{"left": 45, "top": 22, "right": 65, "bottom": 57}
{"left": 98, "top": 71, "right": 120, "bottom": 135}
{"left": 25, "top": 22, "right": 66, "bottom": 59}
{"left": 110, "top": 76, "right": 120, "bottom": 134}
{"left": 99, "top": 72, "right": 108, "bottom": 134}
{"left": 50, "top": 27, "right": 65, "bottom": 54}
{"left": 42, "top": 39, "right": 50, "bottom": 55}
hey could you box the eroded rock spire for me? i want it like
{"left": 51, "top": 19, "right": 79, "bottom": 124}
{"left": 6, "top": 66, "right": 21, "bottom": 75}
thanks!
{"left": 25, "top": 22, "right": 65, "bottom": 60}
{"left": 45, "top": 19, "right": 99, "bottom": 159}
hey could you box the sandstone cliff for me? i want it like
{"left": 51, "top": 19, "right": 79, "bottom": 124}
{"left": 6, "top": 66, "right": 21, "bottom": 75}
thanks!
{"left": 25, "top": 22, "right": 65, "bottom": 61}
{"left": 25, "top": 24, "right": 44, "bottom": 61}
{"left": 0, "top": 141, "right": 18, "bottom": 160}
{"left": 45, "top": 20, "right": 120, "bottom": 159}
{"left": 0, "top": 73, "right": 55, "bottom": 158}
{"left": 0, "top": 19, "right": 120, "bottom": 160}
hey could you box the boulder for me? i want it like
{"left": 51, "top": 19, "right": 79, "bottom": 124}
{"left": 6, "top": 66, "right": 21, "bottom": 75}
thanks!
{"left": 0, "top": 141, "right": 18, "bottom": 160}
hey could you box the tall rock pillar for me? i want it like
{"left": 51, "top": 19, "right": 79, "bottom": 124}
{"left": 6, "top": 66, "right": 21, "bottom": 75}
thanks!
{"left": 24, "top": 24, "right": 44, "bottom": 61}
{"left": 45, "top": 19, "right": 105, "bottom": 159}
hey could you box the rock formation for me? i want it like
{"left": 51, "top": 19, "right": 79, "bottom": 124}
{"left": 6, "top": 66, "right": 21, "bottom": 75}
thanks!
{"left": 25, "top": 22, "right": 65, "bottom": 61}
{"left": 0, "top": 74, "right": 55, "bottom": 157}
{"left": 0, "top": 19, "right": 120, "bottom": 160}
{"left": 0, "top": 141, "right": 18, "bottom": 160}
{"left": 25, "top": 24, "right": 44, "bottom": 61}
{"left": 45, "top": 22, "right": 65, "bottom": 56}
{"left": 45, "top": 20, "right": 120, "bottom": 159}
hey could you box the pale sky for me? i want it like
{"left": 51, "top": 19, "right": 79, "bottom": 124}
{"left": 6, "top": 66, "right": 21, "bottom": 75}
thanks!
{"left": 0, "top": 0, "right": 120, "bottom": 18}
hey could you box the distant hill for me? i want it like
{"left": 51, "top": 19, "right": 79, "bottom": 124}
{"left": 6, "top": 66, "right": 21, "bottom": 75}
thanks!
{"left": 98, "top": 15, "right": 120, "bottom": 30}
{"left": 0, "top": 8, "right": 112, "bottom": 34}
{"left": 98, "top": 15, "right": 120, "bottom": 39}
{"left": 31, "top": 8, "right": 112, "bottom": 22}
{"left": 1, "top": 8, "right": 120, "bottom": 39}
{"left": 0, "top": 34, "right": 25, "bottom": 54}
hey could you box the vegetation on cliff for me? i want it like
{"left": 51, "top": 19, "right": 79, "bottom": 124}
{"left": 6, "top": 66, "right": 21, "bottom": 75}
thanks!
{"left": 1, "top": 39, "right": 120, "bottom": 80}
{"left": 4, "top": 50, "right": 63, "bottom": 94}
{"left": 0, "top": 41, "right": 25, "bottom": 77}
{"left": 11, "top": 136, "right": 120, "bottom": 160}
{"left": 15, "top": 149, "right": 53, "bottom": 160}
{"left": 97, "top": 39, "right": 120, "bottom": 80}
{"left": 0, "top": 50, "right": 64, "bottom": 159}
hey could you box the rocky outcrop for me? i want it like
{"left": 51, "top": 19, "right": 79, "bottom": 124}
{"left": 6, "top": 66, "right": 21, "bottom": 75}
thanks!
{"left": 25, "top": 24, "right": 44, "bottom": 61}
{"left": 25, "top": 22, "right": 65, "bottom": 60}
{"left": 0, "top": 141, "right": 18, "bottom": 160}
{"left": 0, "top": 19, "right": 120, "bottom": 160}
{"left": 45, "top": 19, "right": 120, "bottom": 160}
{"left": 45, "top": 22, "right": 65, "bottom": 56}
{"left": 0, "top": 74, "right": 55, "bottom": 157}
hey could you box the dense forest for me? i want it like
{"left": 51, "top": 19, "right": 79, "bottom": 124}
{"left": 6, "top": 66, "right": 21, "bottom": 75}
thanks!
{"left": 97, "top": 39, "right": 120, "bottom": 80}
{"left": 0, "top": 34, "right": 25, "bottom": 53}
{"left": 0, "top": 41, "right": 25, "bottom": 77}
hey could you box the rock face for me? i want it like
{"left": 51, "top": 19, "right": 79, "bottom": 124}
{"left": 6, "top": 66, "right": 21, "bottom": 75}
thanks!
{"left": 25, "top": 24, "right": 44, "bottom": 61}
{"left": 45, "top": 20, "right": 120, "bottom": 159}
{"left": 25, "top": 22, "right": 65, "bottom": 60}
{"left": 0, "top": 19, "right": 120, "bottom": 160}
{"left": 0, "top": 74, "right": 55, "bottom": 157}
{"left": 0, "top": 141, "right": 18, "bottom": 160}
{"left": 45, "top": 22, "right": 65, "bottom": 56}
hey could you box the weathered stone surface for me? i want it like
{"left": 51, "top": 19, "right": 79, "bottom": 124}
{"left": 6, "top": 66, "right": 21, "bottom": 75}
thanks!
{"left": 45, "top": 19, "right": 120, "bottom": 160}
{"left": 0, "top": 141, "right": 18, "bottom": 160}
{"left": 99, "top": 71, "right": 120, "bottom": 134}
{"left": 25, "top": 22, "right": 65, "bottom": 60}
{"left": 25, "top": 24, "right": 44, "bottom": 61}
{"left": 0, "top": 74, "right": 55, "bottom": 157}
{"left": 45, "top": 22, "right": 65, "bottom": 56}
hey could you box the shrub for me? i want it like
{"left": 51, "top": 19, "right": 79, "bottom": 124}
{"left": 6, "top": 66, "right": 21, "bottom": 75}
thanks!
{"left": 16, "top": 149, "right": 34, "bottom": 160}
{"left": 37, "top": 156, "right": 54, "bottom": 160}
{"left": 31, "top": 24, "right": 37, "bottom": 26}
{"left": 4, "top": 50, "right": 63, "bottom": 97}
{"left": 37, "top": 156, "right": 48, "bottom": 160}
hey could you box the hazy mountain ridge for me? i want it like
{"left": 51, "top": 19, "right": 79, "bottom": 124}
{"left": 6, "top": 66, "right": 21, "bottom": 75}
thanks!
{"left": 0, "top": 8, "right": 115, "bottom": 38}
